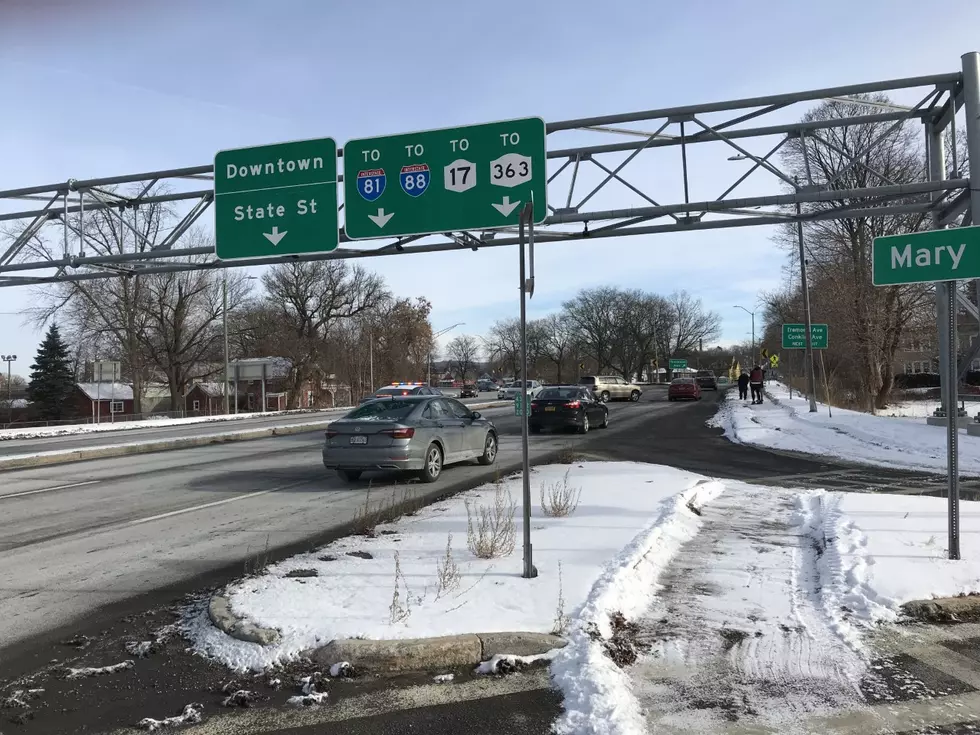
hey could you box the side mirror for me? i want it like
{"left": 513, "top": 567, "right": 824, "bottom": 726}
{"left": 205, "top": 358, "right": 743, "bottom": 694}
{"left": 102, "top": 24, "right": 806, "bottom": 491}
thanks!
{"left": 472, "top": 411, "right": 482, "bottom": 419}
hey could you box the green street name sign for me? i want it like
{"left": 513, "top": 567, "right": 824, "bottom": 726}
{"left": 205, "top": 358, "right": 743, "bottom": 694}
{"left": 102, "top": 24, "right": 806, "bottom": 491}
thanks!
{"left": 668, "top": 358, "right": 688, "bottom": 370}
{"left": 343, "top": 117, "right": 547, "bottom": 240}
{"left": 872, "top": 226, "right": 980, "bottom": 286}
{"left": 214, "top": 138, "right": 338, "bottom": 260}
{"left": 782, "top": 323, "right": 828, "bottom": 350}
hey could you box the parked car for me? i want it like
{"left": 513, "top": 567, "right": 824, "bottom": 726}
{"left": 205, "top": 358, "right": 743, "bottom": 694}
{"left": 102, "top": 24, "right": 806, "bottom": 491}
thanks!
{"left": 322, "top": 396, "right": 498, "bottom": 483}
{"left": 459, "top": 383, "right": 479, "bottom": 399}
{"left": 497, "top": 382, "right": 513, "bottom": 399}
{"left": 578, "top": 375, "right": 643, "bottom": 403}
{"left": 477, "top": 379, "right": 495, "bottom": 392}
{"left": 668, "top": 377, "right": 702, "bottom": 401}
{"left": 695, "top": 370, "right": 718, "bottom": 391}
{"left": 500, "top": 380, "right": 543, "bottom": 401}
{"left": 529, "top": 385, "right": 609, "bottom": 434}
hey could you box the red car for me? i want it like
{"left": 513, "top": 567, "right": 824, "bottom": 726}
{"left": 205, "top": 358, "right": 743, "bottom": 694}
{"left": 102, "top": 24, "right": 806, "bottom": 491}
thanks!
{"left": 668, "top": 377, "right": 702, "bottom": 401}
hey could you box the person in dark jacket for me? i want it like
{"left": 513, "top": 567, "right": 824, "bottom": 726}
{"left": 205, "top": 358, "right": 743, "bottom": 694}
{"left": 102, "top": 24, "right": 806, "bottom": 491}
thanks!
{"left": 737, "top": 371, "right": 750, "bottom": 400}
{"left": 749, "top": 365, "right": 764, "bottom": 404}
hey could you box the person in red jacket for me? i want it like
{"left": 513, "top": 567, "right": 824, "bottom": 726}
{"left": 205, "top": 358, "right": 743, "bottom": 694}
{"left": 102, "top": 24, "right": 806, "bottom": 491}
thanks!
{"left": 749, "top": 365, "right": 764, "bottom": 404}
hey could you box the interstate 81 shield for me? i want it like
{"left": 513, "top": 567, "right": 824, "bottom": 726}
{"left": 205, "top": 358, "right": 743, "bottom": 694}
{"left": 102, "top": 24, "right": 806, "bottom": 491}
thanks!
{"left": 356, "top": 169, "right": 386, "bottom": 202}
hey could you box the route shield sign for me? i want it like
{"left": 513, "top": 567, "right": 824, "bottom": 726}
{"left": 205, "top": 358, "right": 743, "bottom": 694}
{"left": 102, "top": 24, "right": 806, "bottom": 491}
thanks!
{"left": 343, "top": 117, "right": 547, "bottom": 240}
{"left": 214, "top": 138, "right": 338, "bottom": 261}
{"left": 782, "top": 323, "right": 828, "bottom": 349}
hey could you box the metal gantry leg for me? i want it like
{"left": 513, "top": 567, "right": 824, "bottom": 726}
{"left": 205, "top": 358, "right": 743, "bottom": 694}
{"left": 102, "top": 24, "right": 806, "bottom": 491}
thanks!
{"left": 518, "top": 202, "right": 536, "bottom": 580}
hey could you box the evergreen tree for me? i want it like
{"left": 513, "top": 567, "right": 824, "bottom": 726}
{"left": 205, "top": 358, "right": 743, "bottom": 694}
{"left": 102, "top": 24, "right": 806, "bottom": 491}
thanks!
{"left": 27, "top": 324, "right": 76, "bottom": 420}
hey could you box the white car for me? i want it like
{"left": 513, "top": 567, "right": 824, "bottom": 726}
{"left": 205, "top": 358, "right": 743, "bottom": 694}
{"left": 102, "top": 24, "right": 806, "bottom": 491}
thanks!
{"left": 500, "top": 380, "right": 542, "bottom": 401}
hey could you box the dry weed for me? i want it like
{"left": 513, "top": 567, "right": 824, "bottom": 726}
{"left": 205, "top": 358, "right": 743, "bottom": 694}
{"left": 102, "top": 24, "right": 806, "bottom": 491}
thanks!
{"left": 466, "top": 483, "right": 517, "bottom": 559}
{"left": 435, "top": 533, "right": 461, "bottom": 599}
{"left": 540, "top": 469, "right": 582, "bottom": 517}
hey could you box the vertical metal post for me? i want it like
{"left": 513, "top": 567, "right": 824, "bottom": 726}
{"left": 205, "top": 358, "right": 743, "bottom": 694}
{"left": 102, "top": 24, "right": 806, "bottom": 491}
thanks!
{"left": 223, "top": 271, "right": 230, "bottom": 415}
{"left": 234, "top": 364, "right": 239, "bottom": 415}
{"left": 796, "top": 180, "right": 818, "bottom": 412}
{"left": 261, "top": 362, "right": 267, "bottom": 412}
{"left": 369, "top": 330, "right": 374, "bottom": 391}
{"left": 519, "top": 201, "right": 536, "bottom": 580}
{"left": 78, "top": 190, "right": 85, "bottom": 256}
{"left": 945, "top": 279, "right": 960, "bottom": 560}
{"left": 62, "top": 192, "right": 69, "bottom": 259}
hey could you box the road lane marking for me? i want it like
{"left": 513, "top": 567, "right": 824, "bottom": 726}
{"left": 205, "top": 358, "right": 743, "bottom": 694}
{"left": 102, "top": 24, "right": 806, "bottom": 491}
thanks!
{"left": 126, "top": 478, "right": 313, "bottom": 526}
{"left": 0, "top": 480, "right": 99, "bottom": 501}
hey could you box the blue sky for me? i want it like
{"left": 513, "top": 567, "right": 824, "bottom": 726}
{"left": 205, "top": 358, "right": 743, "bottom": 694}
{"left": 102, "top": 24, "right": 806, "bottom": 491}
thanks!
{"left": 2, "top": 0, "right": 980, "bottom": 373}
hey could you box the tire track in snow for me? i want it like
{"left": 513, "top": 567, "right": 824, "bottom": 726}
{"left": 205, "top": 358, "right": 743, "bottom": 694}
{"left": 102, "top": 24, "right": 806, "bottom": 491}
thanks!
{"left": 629, "top": 483, "right": 869, "bottom": 733}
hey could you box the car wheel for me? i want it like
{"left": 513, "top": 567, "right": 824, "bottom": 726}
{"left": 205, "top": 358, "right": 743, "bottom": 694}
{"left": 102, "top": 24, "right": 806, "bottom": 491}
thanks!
{"left": 599, "top": 410, "right": 609, "bottom": 428}
{"left": 477, "top": 432, "right": 498, "bottom": 465}
{"left": 418, "top": 443, "right": 443, "bottom": 483}
{"left": 337, "top": 469, "right": 362, "bottom": 482}
{"left": 530, "top": 424, "right": 542, "bottom": 434}
{"left": 630, "top": 390, "right": 640, "bottom": 402}
{"left": 578, "top": 413, "right": 590, "bottom": 434}
{"left": 600, "top": 391, "right": 610, "bottom": 403}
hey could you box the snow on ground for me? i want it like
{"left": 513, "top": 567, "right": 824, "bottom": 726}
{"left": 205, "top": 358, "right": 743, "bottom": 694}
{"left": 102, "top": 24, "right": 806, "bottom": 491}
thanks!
{"left": 0, "top": 407, "right": 343, "bottom": 441}
{"left": 881, "top": 399, "right": 943, "bottom": 418}
{"left": 710, "top": 381, "right": 980, "bottom": 475}
{"left": 185, "top": 462, "right": 708, "bottom": 672}
{"left": 796, "top": 490, "right": 980, "bottom": 630}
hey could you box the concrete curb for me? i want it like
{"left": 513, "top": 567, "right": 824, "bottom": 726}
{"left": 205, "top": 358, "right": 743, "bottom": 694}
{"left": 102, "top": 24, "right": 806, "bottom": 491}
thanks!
{"left": 0, "top": 401, "right": 511, "bottom": 472}
{"left": 207, "top": 592, "right": 564, "bottom": 671}
{"left": 901, "top": 595, "right": 980, "bottom": 623}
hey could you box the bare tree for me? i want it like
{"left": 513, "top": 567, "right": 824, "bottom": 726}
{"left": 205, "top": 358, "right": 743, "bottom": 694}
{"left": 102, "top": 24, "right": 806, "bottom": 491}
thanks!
{"left": 778, "top": 95, "right": 932, "bottom": 409}
{"left": 446, "top": 334, "right": 480, "bottom": 381}
{"left": 538, "top": 313, "right": 576, "bottom": 383}
{"left": 262, "top": 261, "right": 387, "bottom": 406}
{"left": 562, "top": 287, "right": 619, "bottom": 372}
{"left": 483, "top": 319, "right": 522, "bottom": 377}
{"left": 138, "top": 240, "right": 254, "bottom": 409}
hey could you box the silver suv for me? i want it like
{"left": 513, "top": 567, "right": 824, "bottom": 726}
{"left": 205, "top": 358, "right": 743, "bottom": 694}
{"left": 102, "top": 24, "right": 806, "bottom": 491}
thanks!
{"left": 578, "top": 375, "right": 643, "bottom": 403}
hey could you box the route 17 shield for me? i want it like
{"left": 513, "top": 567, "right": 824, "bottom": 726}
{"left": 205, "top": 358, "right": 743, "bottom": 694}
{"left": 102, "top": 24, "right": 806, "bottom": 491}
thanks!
{"left": 399, "top": 164, "right": 430, "bottom": 198}
{"left": 356, "top": 169, "right": 386, "bottom": 202}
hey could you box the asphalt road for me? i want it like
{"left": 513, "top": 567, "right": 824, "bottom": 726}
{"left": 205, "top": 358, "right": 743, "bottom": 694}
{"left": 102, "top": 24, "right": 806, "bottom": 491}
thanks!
{"left": 0, "top": 388, "right": 677, "bottom": 667}
{"left": 0, "top": 392, "right": 502, "bottom": 458}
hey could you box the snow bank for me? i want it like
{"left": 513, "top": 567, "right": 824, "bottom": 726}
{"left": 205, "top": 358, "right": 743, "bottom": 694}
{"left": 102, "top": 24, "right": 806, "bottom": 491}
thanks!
{"left": 794, "top": 490, "right": 980, "bottom": 634}
{"left": 185, "top": 462, "right": 707, "bottom": 672}
{"left": 710, "top": 382, "right": 980, "bottom": 475}
{"left": 550, "top": 479, "right": 724, "bottom": 735}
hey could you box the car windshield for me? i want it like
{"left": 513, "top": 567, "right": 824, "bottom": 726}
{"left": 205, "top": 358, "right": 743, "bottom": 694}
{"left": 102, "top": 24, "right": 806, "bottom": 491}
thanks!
{"left": 375, "top": 386, "right": 415, "bottom": 396}
{"left": 538, "top": 387, "right": 581, "bottom": 400}
{"left": 697, "top": 371, "right": 713, "bottom": 377}
{"left": 672, "top": 378, "right": 694, "bottom": 385}
{"left": 344, "top": 399, "right": 421, "bottom": 420}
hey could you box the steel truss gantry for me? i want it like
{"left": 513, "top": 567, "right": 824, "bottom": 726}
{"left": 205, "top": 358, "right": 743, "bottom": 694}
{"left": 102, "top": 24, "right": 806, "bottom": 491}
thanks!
{"left": 0, "top": 56, "right": 977, "bottom": 287}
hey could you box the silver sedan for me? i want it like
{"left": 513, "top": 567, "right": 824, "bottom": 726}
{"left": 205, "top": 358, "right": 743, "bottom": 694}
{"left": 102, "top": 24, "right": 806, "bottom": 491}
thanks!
{"left": 322, "top": 396, "right": 498, "bottom": 483}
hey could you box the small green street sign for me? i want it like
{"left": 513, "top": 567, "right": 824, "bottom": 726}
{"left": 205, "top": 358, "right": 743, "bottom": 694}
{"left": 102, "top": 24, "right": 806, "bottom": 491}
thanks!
{"left": 782, "top": 323, "right": 828, "bottom": 350}
{"left": 668, "top": 358, "right": 688, "bottom": 371}
{"left": 214, "top": 138, "right": 338, "bottom": 260}
{"left": 343, "top": 117, "right": 547, "bottom": 240}
{"left": 514, "top": 393, "right": 530, "bottom": 417}
{"left": 872, "top": 226, "right": 980, "bottom": 286}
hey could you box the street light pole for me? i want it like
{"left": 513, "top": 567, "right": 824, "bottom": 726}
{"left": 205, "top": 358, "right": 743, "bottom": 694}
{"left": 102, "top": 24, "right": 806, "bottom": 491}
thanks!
{"left": 429, "top": 322, "right": 465, "bottom": 387}
{"left": 1, "top": 354, "right": 15, "bottom": 424}
{"left": 734, "top": 305, "right": 755, "bottom": 358}
{"left": 795, "top": 179, "right": 819, "bottom": 413}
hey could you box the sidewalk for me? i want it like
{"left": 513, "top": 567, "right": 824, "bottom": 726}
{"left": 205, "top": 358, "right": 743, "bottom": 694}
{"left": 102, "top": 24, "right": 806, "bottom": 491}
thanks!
{"left": 628, "top": 483, "right": 867, "bottom": 734}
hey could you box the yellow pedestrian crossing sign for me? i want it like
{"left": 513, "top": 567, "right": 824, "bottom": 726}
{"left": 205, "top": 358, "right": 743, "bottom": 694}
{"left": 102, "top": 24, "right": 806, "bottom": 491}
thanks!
{"left": 769, "top": 354, "right": 779, "bottom": 368}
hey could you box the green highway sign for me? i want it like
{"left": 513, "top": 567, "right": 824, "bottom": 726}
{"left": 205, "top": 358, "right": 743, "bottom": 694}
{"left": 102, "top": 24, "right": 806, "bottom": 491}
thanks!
{"left": 343, "top": 117, "right": 547, "bottom": 240}
{"left": 872, "top": 226, "right": 980, "bottom": 286}
{"left": 782, "top": 323, "right": 828, "bottom": 350}
{"left": 668, "top": 358, "right": 688, "bottom": 370}
{"left": 214, "top": 138, "right": 338, "bottom": 260}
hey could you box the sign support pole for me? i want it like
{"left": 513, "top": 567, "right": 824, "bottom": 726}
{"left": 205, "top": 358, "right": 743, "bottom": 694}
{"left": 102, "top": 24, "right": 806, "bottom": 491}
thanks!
{"left": 519, "top": 201, "right": 537, "bottom": 580}
{"left": 795, "top": 180, "right": 818, "bottom": 412}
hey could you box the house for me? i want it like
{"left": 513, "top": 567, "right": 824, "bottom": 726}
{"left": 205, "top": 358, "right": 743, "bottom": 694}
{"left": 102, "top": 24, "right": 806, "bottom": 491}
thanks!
{"left": 73, "top": 382, "right": 135, "bottom": 421}
{"left": 224, "top": 357, "right": 350, "bottom": 411}
{"left": 184, "top": 383, "right": 245, "bottom": 416}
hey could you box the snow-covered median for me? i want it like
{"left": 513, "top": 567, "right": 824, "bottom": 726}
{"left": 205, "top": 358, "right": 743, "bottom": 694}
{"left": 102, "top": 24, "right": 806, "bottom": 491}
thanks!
{"left": 185, "top": 462, "right": 708, "bottom": 672}
{"left": 0, "top": 407, "right": 342, "bottom": 441}
{"left": 710, "top": 381, "right": 980, "bottom": 475}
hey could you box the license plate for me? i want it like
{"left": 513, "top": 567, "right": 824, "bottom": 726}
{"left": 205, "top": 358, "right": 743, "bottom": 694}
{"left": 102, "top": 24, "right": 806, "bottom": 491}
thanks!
{"left": 350, "top": 435, "right": 367, "bottom": 445}
{"left": 545, "top": 406, "right": 556, "bottom": 412}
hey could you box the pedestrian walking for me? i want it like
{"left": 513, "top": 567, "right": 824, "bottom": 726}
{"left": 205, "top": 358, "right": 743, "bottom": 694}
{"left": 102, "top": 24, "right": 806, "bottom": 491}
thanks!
{"left": 737, "top": 371, "right": 750, "bottom": 400}
{"left": 749, "top": 365, "right": 764, "bottom": 404}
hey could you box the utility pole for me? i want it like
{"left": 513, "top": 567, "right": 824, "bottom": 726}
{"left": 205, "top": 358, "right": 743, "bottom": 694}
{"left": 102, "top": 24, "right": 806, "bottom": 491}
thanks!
{"left": 428, "top": 323, "right": 465, "bottom": 387}
{"left": 1, "top": 354, "right": 15, "bottom": 425}
{"left": 519, "top": 202, "right": 537, "bottom": 580}
{"left": 796, "top": 179, "right": 818, "bottom": 413}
